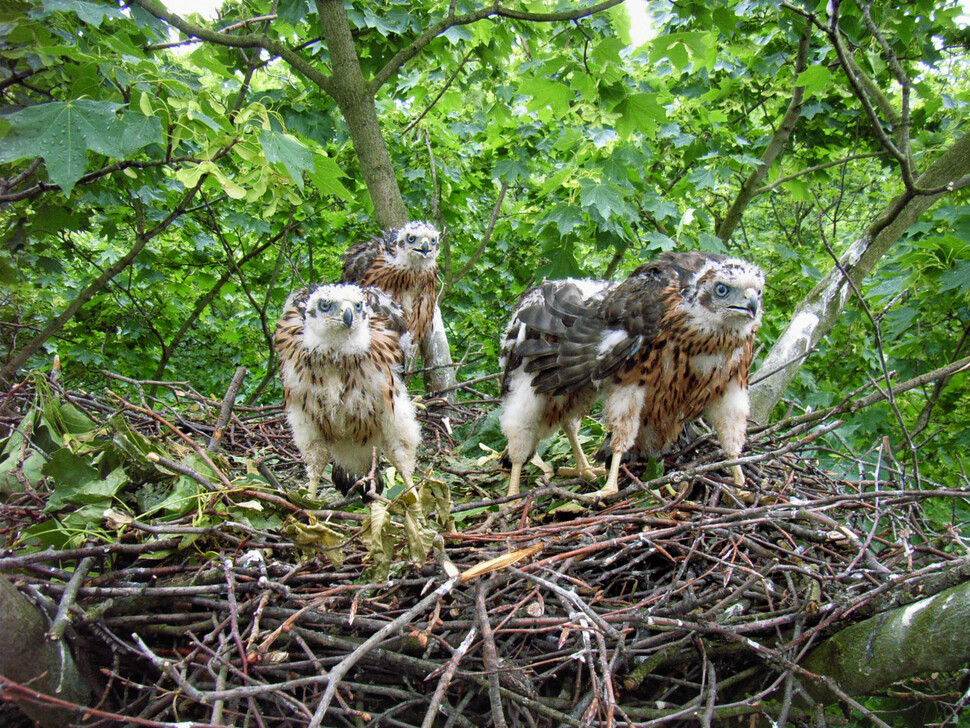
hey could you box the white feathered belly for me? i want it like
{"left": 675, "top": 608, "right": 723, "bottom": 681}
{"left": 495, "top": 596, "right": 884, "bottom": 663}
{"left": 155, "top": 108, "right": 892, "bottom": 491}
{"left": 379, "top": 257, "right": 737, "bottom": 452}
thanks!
{"left": 282, "top": 361, "right": 387, "bottom": 445}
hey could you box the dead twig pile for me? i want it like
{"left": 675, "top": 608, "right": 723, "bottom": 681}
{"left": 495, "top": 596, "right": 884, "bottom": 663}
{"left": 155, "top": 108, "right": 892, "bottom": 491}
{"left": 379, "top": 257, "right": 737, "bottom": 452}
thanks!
{"left": 1, "top": 372, "right": 969, "bottom": 727}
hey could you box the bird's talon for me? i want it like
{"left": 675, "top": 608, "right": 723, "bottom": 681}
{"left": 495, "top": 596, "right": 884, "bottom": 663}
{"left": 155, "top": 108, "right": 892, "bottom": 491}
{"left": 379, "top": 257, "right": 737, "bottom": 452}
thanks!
{"left": 556, "top": 465, "right": 607, "bottom": 481}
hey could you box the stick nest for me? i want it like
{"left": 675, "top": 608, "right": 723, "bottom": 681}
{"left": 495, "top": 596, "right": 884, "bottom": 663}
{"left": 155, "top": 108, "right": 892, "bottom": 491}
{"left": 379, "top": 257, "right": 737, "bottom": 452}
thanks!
{"left": 1, "top": 373, "right": 968, "bottom": 727}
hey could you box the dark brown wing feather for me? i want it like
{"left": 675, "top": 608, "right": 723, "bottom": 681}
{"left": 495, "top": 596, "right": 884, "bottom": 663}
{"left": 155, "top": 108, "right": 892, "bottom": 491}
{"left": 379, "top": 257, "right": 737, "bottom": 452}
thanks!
{"left": 517, "top": 260, "right": 683, "bottom": 396}
{"left": 361, "top": 286, "right": 412, "bottom": 361}
{"left": 341, "top": 236, "right": 385, "bottom": 284}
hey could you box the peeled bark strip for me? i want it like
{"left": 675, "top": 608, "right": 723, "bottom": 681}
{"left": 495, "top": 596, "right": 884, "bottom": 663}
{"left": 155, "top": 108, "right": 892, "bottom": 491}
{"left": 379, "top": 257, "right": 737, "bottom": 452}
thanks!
{"left": 421, "top": 306, "right": 458, "bottom": 396}
{"left": 0, "top": 576, "right": 93, "bottom": 727}
{"left": 802, "top": 580, "right": 970, "bottom": 701}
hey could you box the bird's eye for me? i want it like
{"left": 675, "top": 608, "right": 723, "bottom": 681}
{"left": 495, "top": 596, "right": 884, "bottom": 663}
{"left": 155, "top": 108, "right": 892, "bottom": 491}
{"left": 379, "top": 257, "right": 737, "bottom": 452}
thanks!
{"left": 714, "top": 282, "right": 730, "bottom": 298}
{"left": 317, "top": 300, "right": 333, "bottom": 312}
{"left": 406, "top": 234, "right": 416, "bottom": 243}
{"left": 354, "top": 301, "right": 364, "bottom": 313}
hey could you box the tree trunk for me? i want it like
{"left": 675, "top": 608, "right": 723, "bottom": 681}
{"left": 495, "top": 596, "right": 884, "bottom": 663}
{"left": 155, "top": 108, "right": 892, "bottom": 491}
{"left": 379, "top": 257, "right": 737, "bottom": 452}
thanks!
{"left": 0, "top": 576, "right": 93, "bottom": 727}
{"left": 801, "top": 579, "right": 970, "bottom": 702}
{"left": 749, "top": 131, "right": 970, "bottom": 422}
{"left": 421, "top": 306, "right": 457, "bottom": 395}
{"left": 315, "top": 0, "right": 408, "bottom": 231}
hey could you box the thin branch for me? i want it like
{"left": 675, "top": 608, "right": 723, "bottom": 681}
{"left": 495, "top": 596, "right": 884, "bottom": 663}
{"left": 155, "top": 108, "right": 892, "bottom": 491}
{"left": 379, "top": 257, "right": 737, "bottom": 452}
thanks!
{"left": 441, "top": 180, "right": 509, "bottom": 297}
{"left": 402, "top": 48, "right": 475, "bottom": 136}
{"left": 755, "top": 152, "right": 885, "bottom": 195}
{"left": 207, "top": 367, "right": 248, "bottom": 452}
{"left": 371, "top": 0, "right": 625, "bottom": 93}
{"left": 46, "top": 556, "right": 95, "bottom": 641}
{"left": 307, "top": 576, "right": 459, "bottom": 727}
{"left": 126, "top": 0, "right": 336, "bottom": 96}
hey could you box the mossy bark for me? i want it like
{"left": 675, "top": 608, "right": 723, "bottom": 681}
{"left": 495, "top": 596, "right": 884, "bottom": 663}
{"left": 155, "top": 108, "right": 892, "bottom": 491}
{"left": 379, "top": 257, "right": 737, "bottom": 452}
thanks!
{"left": 0, "top": 576, "right": 93, "bottom": 727}
{"left": 802, "top": 580, "right": 970, "bottom": 701}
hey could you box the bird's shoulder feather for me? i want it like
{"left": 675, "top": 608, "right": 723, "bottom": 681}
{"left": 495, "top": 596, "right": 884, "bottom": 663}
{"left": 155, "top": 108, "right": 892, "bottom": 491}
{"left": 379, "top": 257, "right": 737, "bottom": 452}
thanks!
{"left": 512, "top": 266, "right": 682, "bottom": 395}
{"left": 341, "top": 235, "right": 386, "bottom": 284}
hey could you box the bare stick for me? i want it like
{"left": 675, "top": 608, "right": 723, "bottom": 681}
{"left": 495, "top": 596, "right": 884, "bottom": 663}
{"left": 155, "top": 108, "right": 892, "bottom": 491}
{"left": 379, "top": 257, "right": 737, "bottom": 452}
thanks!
{"left": 47, "top": 556, "right": 95, "bottom": 641}
{"left": 475, "top": 579, "right": 508, "bottom": 728}
{"left": 208, "top": 367, "right": 247, "bottom": 452}
{"left": 306, "top": 576, "right": 459, "bottom": 727}
{"left": 420, "top": 627, "right": 478, "bottom": 728}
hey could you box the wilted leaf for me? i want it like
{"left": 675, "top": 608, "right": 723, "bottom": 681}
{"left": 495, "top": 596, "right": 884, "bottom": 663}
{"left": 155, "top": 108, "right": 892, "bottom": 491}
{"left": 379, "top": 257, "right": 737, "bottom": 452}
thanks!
{"left": 282, "top": 513, "right": 346, "bottom": 568}
{"left": 103, "top": 507, "right": 134, "bottom": 529}
{"left": 361, "top": 500, "right": 393, "bottom": 581}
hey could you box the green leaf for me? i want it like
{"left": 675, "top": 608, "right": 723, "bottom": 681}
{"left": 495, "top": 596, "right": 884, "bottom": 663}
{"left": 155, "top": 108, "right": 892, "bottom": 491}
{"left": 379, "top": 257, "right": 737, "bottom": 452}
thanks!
{"left": 260, "top": 130, "right": 314, "bottom": 191}
{"left": 308, "top": 153, "right": 354, "bottom": 201}
{"left": 518, "top": 78, "right": 573, "bottom": 117}
{"left": 494, "top": 158, "right": 531, "bottom": 184}
{"left": 188, "top": 46, "right": 234, "bottom": 78}
{"left": 541, "top": 244, "right": 582, "bottom": 279}
{"left": 43, "top": 0, "right": 123, "bottom": 26}
{"left": 615, "top": 92, "right": 667, "bottom": 137}
{"left": 579, "top": 179, "right": 636, "bottom": 222}
{"left": 0, "top": 100, "right": 150, "bottom": 193}
{"left": 119, "top": 112, "right": 163, "bottom": 157}
{"left": 41, "top": 447, "right": 98, "bottom": 511}
{"left": 540, "top": 203, "right": 585, "bottom": 236}
{"left": 538, "top": 166, "right": 574, "bottom": 196}
{"left": 47, "top": 466, "right": 129, "bottom": 510}
{"left": 940, "top": 259, "right": 970, "bottom": 292}
{"left": 186, "top": 108, "right": 225, "bottom": 132}
{"left": 650, "top": 32, "right": 708, "bottom": 70}
{"left": 794, "top": 66, "right": 831, "bottom": 98}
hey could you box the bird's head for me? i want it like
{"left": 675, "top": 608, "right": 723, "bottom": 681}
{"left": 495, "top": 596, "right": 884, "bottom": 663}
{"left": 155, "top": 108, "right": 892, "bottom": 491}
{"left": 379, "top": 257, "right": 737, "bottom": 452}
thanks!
{"left": 388, "top": 221, "right": 440, "bottom": 271}
{"left": 687, "top": 258, "right": 765, "bottom": 335}
{"left": 302, "top": 284, "right": 371, "bottom": 356}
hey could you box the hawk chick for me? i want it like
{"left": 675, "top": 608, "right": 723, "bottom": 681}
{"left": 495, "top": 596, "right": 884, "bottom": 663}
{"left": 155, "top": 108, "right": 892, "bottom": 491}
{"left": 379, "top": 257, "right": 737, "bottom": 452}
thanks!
{"left": 341, "top": 221, "right": 441, "bottom": 347}
{"left": 274, "top": 283, "right": 419, "bottom": 499}
{"left": 517, "top": 251, "right": 764, "bottom": 497}
{"left": 499, "top": 278, "right": 615, "bottom": 497}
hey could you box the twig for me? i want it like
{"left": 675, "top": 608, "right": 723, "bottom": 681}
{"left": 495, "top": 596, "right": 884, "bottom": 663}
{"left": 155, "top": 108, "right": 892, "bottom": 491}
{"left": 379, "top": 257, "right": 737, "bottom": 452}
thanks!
{"left": 208, "top": 367, "right": 247, "bottom": 452}
{"left": 421, "top": 626, "right": 478, "bottom": 728}
{"left": 475, "top": 579, "right": 508, "bottom": 728}
{"left": 47, "top": 556, "right": 95, "bottom": 641}
{"left": 307, "top": 576, "right": 460, "bottom": 727}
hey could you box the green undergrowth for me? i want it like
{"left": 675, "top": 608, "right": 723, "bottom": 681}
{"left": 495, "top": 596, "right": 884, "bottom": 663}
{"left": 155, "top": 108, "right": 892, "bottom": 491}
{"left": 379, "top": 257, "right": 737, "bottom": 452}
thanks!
{"left": 0, "top": 375, "right": 453, "bottom": 581}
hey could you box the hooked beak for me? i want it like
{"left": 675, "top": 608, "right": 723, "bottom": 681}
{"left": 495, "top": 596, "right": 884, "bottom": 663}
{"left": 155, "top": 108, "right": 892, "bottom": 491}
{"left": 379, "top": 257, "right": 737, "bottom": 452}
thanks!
{"left": 340, "top": 303, "right": 354, "bottom": 328}
{"left": 742, "top": 288, "right": 760, "bottom": 317}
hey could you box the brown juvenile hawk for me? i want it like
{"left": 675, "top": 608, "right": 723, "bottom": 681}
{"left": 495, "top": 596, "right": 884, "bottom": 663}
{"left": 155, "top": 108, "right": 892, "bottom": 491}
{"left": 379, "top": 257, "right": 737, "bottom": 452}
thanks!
{"left": 499, "top": 278, "right": 616, "bottom": 497}
{"left": 341, "top": 221, "right": 441, "bottom": 348}
{"left": 274, "top": 283, "right": 419, "bottom": 500}
{"left": 514, "top": 251, "right": 764, "bottom": 497}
